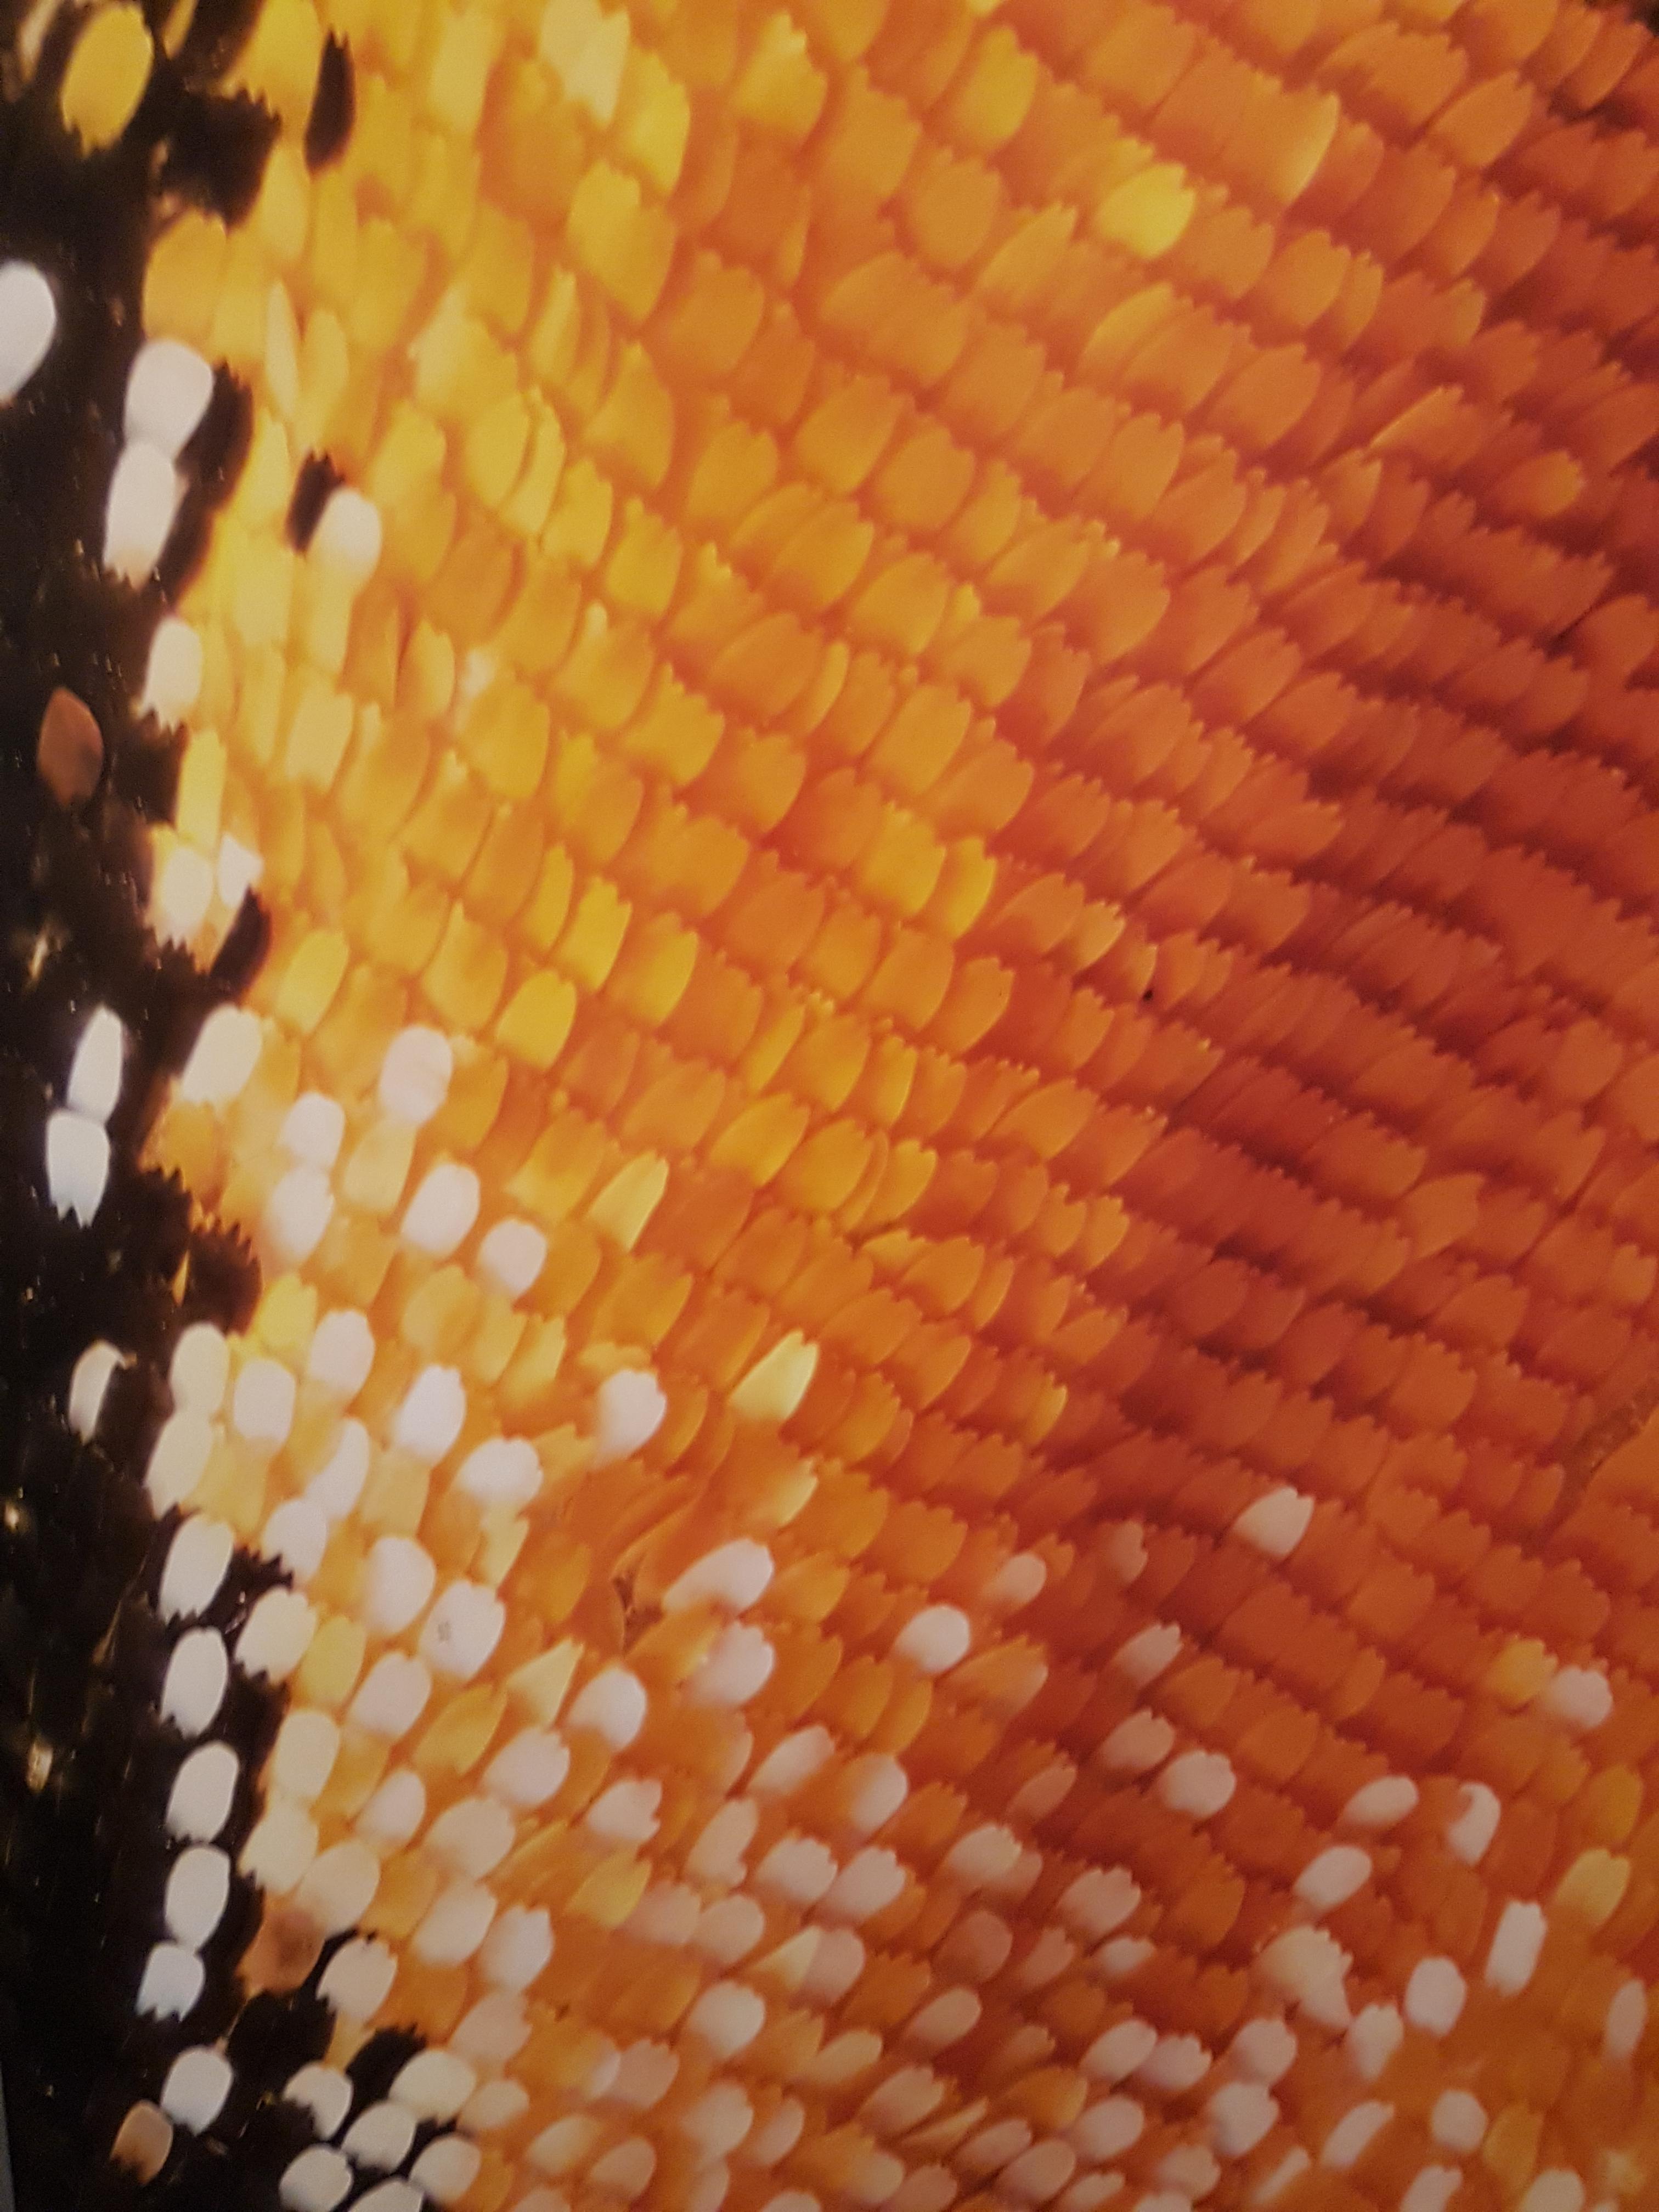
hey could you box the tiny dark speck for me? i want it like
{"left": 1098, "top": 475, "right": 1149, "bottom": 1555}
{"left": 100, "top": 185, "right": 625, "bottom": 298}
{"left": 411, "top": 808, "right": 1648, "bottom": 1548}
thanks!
{"left": 305, "top": 35, "right": 355, "bottom": 171}
{"left": 286, "top": 452, "right": 345, "bottom": 552}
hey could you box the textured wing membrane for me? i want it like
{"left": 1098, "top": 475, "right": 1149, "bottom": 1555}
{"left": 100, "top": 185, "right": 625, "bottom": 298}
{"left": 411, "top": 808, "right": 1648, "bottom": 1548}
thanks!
{"left": 8, "top": 3, "right": 1659, "bottom": 2212}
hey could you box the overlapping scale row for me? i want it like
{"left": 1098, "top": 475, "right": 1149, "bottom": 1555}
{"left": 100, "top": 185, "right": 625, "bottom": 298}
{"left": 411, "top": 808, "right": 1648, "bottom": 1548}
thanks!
{"left": 21, "top": 0, "right": 1659, "bottom": 2208}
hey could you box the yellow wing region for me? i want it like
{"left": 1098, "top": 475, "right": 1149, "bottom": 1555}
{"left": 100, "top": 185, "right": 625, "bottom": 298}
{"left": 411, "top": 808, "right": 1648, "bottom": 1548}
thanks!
{"left": 63, "top": 0, "right": 1659, "bottom": 2206}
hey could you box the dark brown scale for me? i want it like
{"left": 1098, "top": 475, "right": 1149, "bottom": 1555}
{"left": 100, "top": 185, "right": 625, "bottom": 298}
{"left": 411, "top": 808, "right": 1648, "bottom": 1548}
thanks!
{"left": 304, "top": 32, "right": 353, "bottom": 170}
{"left": 0, "top": 9, "right": 392, "bottom": 2209}
{"left": 285, "top": 450, "right": 345, "bottom": 551}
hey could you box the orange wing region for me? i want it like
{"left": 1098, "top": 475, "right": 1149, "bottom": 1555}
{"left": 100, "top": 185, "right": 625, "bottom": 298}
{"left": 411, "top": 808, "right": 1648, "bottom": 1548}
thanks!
{"left": 47, "top": 0, "right": 1659, "bottom": 2208}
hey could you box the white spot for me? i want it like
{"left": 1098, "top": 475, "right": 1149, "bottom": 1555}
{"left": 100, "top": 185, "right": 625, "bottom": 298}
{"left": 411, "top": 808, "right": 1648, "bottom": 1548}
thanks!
{"left": 1542, "top": 1667, "right": 1613, "bottom": 1731}
{"left": 47, "top": 1110, "right": 108, "bottom": 1223}
{"left": 155, "top": 844, "right": 214, "bottom": 942}
{"left": 284, "top": 2065, "right": 352, "bottom": 2140}
{"left": 363, "top": 1536, "right": 437, "bottom": 1635}
{"left": 1096, "top": 1936, "right": 1153, "bottom": 1978}
{"left": 1137, "top": 2035, "right": 1211, "bottom": 2094}
{"left": 802, "top": 1926, "right": 866, "bottom": 2007}
{"left": 480, "top": 1904, "right": 553, "bottom": 1990}
{"left": 126, "top": 339, "right": 214, "bottom": 458}
{"left": 484, "top": 1729, "right": 570, "bottom": 1808}
{"left": 906, "top": 1989, "right": 980, "bottom": 2050}
{"left": 1519, "top": 2172, "right": 1584, "bottom": 2212}
{"left": 235, "top": 1588, "right": 315, "bottom": 1682}
{"left": 350, "top": 2185, "right": 419, "bottom": 2212}
{"left": 232, "top": 1357, "right": 295, "bottom": 1446}
{"left": 1401, "top": 2172, "right": 1460, "bottom": 2212}
{"left": 1233, "top": 1485, "right": 1313, "bottom": 1559}
{"left": 1445, "top": 1780, "right": 1500, "bottom": 1865}
{"left": 420, "top": 1581, "right": 505, "bottom": 1679}
{"left": 840, "top": 1751, "right": 909, "bottom": 1835}
{"left": 67, "top": 1006, "right": 123, "bottom": 1121}
{"left": 280, "top": 1091, "right": 345, "bottom": 1170}
{"left": 943, "top": 1821, "right": 1022, "bottom": 1891}
{"left": 216, "top": 834, "right": 263, "bottom": 912}
{"left": 477, "top": 1217, "right": 546, "bottom": 1299}
{"left": 1321, "top": 2101, "right": 1392, "bottom": 2169}
{"left": 822, "top": 1846, "right": 906, "bottom": 1923}
{"left": 159, "top": 1516, "right": 233, "bottom": 1621}
{"left": 1430, "top": 2091, "right": 1486, "bottom": 2153}
{"left": 357, "top": 1768, "right": 426, "bottom": 1847}
{"left": 587, "top": 1778, "right": 661, "bottom": 1846}
{"left": 401, "top": 1162, "right": 480, "bottom": 1256}
{"left": 170, "top": 1324, "right": 228, "bottom": 1415}
{"left": 456, "top": 1435, "right": 541, "bottom": 1508}
{"left": 317, "top": 1937, "right": 396, "bottom": 2020}
{"left": 460, "top": 2079, "right": 529, "bottom": 2132}
{"left": 409, "top": 2136, "right": 482, "bottom": 2207}
{"left": 1098, "top": 1711, "right": 1173, "bottom": 1773}
{"left": 1207, "top": 2081, "right": 1278, "bottom": 2158}
{"left": 142, "top": 617, "right": 203, "bottom": 725}
{"left": 1114, "top": 1621, "right": 1180, "bottom": 1684}
{"left": 984, "top": 1549, "right": 1047, "bottom": 1611}
{"left": 280, "top": 2147, "right": 352, "bottom": 2212}
{"left": 894, "top": 1605, "right": 971, "bottom": 1675}
{"left": 610, "top": 2041, "right": 680, "bottom": 2111}
{"left": 567, "top": 1664, "right": 647, "bottom": 1747}
{"left": 1606, "top": 1978, "right": 1646, "bottom": 2062}
{"left": 681, "top": 2081, "right": 755, "bottom": 2159}
{"left": 68, "top": 1340, "right": 125, "bottom": 1440}
{"left": 313, "top": 486, "right": 383, "bottom": 580}
{"left": 1059, "top": 1865, "right": 1141, "bottom": 1940}
{"left": 1256, "top": 2151, "right": 1313, "bottom": 2205}
{"left": 1231, "top": 2017, "right": 1297, "bottom": 2083}
{"left": 342, "top": 2102, "right": 415, "bottom": 2172}
{"left": 1485, "top": 1899, "right": 1547, "bottom": 1995}
{"left": 594, "top": 1367, "right": 667, "bottom": 1463}
{"left": 166, "top": 1742, "right": 238, "bottom": 1841}
{"left": 306, "top": 1419, "right": 371, "bottom": 1517}
{"left": 348, "top": 1652, "right": 432, "bottom": 1739}
{"left": 686, "top": 1980, "right": 767, "bottom": 2059}
{"left": 138, "top": 1942, "right": 205, "bottom": 2020}
{"left": 751, "top": 1726, "right": 834, "bottom": 1797}
{"left": 0, "top": 262, "right": 55, "bottom": 400}
{"left": 261, "top": 1498, "right": 328, "bottom": 1585}
{"left": 1340, "top": 1775, "right": 1418, "bottom": 1830}
{"left": 690, "top": 1622, "right": 775, "bottom": 1706}
{"left": 426, "top": 1795, "right": 515, "bottom": 1879}
{"left": 1404, "top": 1956, "right": 1465, "bottom": 2037}
{"left": 589, "top": 2138, "right": 656, "bottom": 2202}
{"left": 1345, "top": 2003, "right": 1402, "bottom": 2083}
{"left": 756, "top": 1835, "right": 839, "bottom": 1908}
{"left": 295, "top": 1840, "right": 380, "bottom": 1934}
{"left": 392, "top": 1364, "right": 466, "bottom": 1463}
{"left": 664, "top": 1538, "right": 774, "bottom": 1615}
{"left": 1158, "top": 1748, "right": 1234, "bottom": 1820}
{"left": 160, "top": 2047, "right": 233, "bottom": 2132}
{"left": 1002, "top": 2142, "right": 1077, "bottom": 2206}
{"left": 413, "top": 1881, "right": 496, "bottom": 1966}
{"left": 306, "top": 1314, "right": 375, "bottom": 1402}
{"left": 1294, "top": 1846, "right": 1372, "bottom": 1915}
{"left": 270, "top": 1709, "right": 337, "bottom": 1803}
{"left": 104, "top": 440, "right": 182, "bottom": 583}
{"left": 263, "top": 1166, "right": 334, "bottom": 1267}
{"left": 379, "top": 1026, "right": 452, "bottom": 1124}
{"left": 1258, "top": 1925, "right": 1353, "bottom": 2029}
{"left": 240, "top": 1797, "right": 318, "bottom": 1893}
{"left": 1084, "top": 2018, "right": 1156, "bottom": 2081}
{"left": 161, "top": 1628, "right": 229, "bottom": 1737}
